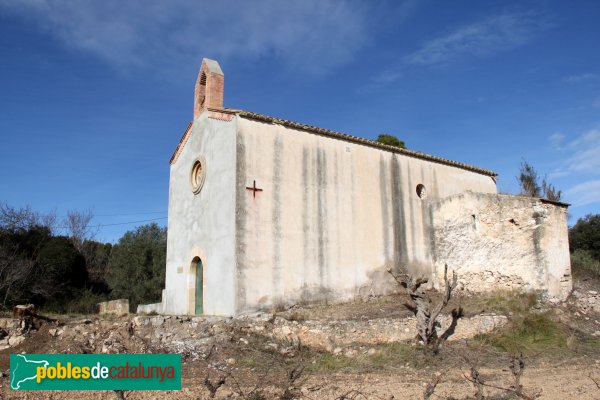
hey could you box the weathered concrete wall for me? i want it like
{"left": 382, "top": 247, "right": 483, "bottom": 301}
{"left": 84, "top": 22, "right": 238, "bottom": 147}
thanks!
{"left": 234, "top": 117, "right": 497, "bottom": 312}
{"left": 155, "top": 112, "right": 238, "bottom": 315}
{"left": 429, "top": 192, "right": 572, "bottom": 300}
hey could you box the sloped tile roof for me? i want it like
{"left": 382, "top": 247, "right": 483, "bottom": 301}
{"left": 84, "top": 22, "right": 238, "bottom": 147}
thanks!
{"left": 171, "top": 107, "right": 497, "bottom": 177}
{"left": 231, "top": 109, "right": 496, "bottom": 177}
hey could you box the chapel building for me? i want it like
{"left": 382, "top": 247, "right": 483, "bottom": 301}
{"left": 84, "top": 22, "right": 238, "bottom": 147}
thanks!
{"left": 138, "top": 59, "right": 572, "bottom": 316}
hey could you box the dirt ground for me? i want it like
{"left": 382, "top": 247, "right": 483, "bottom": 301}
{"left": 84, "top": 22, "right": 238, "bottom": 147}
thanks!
{"left": 1, "top": 360, "right": 599, "bottom": 399}
{"left": 1, "top": 275, "right": 600, "bottom": 400}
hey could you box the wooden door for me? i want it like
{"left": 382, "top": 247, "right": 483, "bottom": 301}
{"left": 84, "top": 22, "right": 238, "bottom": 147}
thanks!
{"left": 194, "top": 258, "right": 203, "bottom": 314}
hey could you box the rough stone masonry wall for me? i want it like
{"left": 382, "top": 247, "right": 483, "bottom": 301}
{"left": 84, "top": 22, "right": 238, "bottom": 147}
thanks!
{"left": 130, "top": 313, "right": 507, "bottom": 354}
{"left": 97, "top": 299, "right": 129, "bottom": 315}
{"left": 429, "top": 192, "right": 572, "bottom": 300}
{"left": 0, "top": 313, "right": 507, "bottom": 355}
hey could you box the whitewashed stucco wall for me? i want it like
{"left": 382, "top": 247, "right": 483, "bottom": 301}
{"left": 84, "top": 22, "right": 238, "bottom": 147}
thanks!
{"left": 234, "top": 117, "right": 498, "bottom": 312}
{"left": 159, "top": 113, "right": 237, "bottom": 315}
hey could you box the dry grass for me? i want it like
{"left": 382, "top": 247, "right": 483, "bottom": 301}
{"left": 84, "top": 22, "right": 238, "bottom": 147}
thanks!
{"left": 476, "top": 312, "right": 567, "bottom": 355}
{"left": 458, "top": 290, "right": 539, "bottom": 316}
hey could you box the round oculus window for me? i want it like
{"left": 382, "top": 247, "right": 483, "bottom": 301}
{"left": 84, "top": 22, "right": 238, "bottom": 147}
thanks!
{"left": 190, "top": 156, "right": 206, "bottom": 194}
{"left": 416, "top": 184, "right": 427, "bottom": 199}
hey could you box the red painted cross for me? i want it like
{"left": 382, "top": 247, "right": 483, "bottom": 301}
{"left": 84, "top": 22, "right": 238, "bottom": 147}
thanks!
{"left": 245, "top": 180, "right": 263, "bottom": 198}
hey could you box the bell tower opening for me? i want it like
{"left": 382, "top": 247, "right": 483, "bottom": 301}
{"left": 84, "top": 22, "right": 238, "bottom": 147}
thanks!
{"left": 193, "top": 58, "right": 224, "bottom": 119}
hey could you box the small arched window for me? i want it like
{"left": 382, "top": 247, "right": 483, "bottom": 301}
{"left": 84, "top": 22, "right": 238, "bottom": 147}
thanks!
{"left": 416, "top": 184, "right": 427, "bottom": 199}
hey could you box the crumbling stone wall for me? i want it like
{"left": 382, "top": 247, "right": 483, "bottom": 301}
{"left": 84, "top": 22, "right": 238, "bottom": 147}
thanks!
{"left": 0, "top": 312, "right": 507, "bottom": 355}
{"left": 97, "top": 299, "right": 129, "bottom": 315}
{"left": 428, "top": 192, "right": 571, "bottom": 300}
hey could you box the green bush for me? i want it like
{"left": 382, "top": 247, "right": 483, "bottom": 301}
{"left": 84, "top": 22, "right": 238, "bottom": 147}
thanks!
{"left": 107, "top": 223, "right": 166, "bottom": 310}
{"left": 570, "top": 214, "right": 600, "bottom": 260}
{"left": 45, "top": 287, "right": 107, "bottom": 315}
{"left": 376, "top": 134, "right": 405, "bottom": 149}
{"left": 571, "top": 249, "right": 600, "bottom": 277}
{"left": 36, "top": 236, "right": 88, "bottom": 290}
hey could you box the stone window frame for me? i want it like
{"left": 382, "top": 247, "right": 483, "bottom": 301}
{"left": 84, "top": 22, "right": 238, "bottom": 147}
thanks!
{"left": 190, "top": 155, "right": 207, "bottom": 195}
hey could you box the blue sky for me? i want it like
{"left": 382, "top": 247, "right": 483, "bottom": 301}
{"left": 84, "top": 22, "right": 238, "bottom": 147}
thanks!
{"left": 0, "top": 0, "right": 599, "bottom": 243}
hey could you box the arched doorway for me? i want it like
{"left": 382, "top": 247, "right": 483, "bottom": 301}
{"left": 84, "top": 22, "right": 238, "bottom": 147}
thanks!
{"left": 191, "top": 257, "right": 203, "bottom": 314}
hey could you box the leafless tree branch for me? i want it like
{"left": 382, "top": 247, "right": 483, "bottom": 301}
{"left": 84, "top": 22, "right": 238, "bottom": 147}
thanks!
{"left": 423, "top": 372, "right": 444, "bottom": 400}
{"left": 388, "top": 264, "right": 458, "bottom": 350}
{"left": 64, "top": 208, "right": 97, "bottom": 252}
{"left": 462, "top": 354, "right": 541, "bottom": 400}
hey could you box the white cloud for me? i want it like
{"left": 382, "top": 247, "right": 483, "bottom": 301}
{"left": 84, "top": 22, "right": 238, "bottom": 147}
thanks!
{"left": 0, "top": 0, "right": 378, "bottom": 76}
{"left": 563, "top": 73, "right": 598, "bottom": 83}
{"left": 542, "top": 126, "right": 600, "bottom": 207}
{"left": 565, "top": 180, "right": 600, "bottom": 206}
{"left": 370, "top": 68, "right": 403, "bottom": 85}
{"left": 569, "top": 127, "right": 600, "bottom": 148}
{"left": 549, "top": 132, "right": 565, "bottom": 149}
{"left": 371, "top": 9, "right": 552, "bottom": 85}
{"left": 548, "top": 169, "right": 569, "bottom": 179}
{"left": 567, "top": 127, "right": 600, "bottom": 174}
{"left": 404, "top": 10, "right": 550, "bottom": 67}
{"left": 549, "top": 127, "right": 600, "bottom": 179}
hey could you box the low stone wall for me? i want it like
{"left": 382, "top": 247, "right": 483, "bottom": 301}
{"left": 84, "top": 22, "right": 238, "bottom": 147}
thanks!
{"left": 0, "top": 311, "right": 507, "bottom": 355}
{"left": 137, "top": 302, "right": 162, "bottom": 314}
{"left": 267, "top": 314, "right": 507, "bottom": 351}
{"left": 97, "top": 299, "right": 129, "bottom": 315}
{"left": 131, "top": 313, "right": 507, "bottom": 352}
